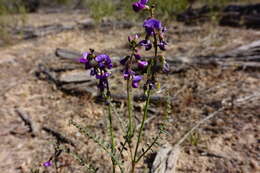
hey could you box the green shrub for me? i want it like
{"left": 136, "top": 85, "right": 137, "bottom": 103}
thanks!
{"left": 82, "top": 0, "right": 116, "bottom": 23}
{"left": 0, "top": 0, "right": 27, "bottom": 45}
{"left": 155, "top": 0, "right": 188, "bottom": 20}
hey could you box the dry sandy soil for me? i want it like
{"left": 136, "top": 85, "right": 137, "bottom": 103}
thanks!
{"left": 0, "top": 12, "right": 259, "bottom": 173}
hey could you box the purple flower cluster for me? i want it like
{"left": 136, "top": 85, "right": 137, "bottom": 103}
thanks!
{"left": 79, "top": 50, "right": 112, "bottom": 93}
{"left": 141, "top": 18, "right": 168, "bottom": 51}
{"left": 120, "top": 34, "right": 149, "bottom": 88}
{"left": 132, "top": 0, "right": 149, "bottom": 12}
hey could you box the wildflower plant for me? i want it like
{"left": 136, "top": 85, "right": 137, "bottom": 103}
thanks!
{"left": 42, "top": 0, "right": 169, "bottom": 172}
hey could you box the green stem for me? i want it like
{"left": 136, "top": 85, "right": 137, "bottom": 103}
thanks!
{"left": 136, "top": 136, "right": 159, "bottom": 163}
{"left": 127, "top": 78, "right": 133, "bottom": 138}
{"left": 107, "top": 96, "right": 116, "bottom": 173}
{"left": 131, "top": 31, "right": 159, "bottom": 173}
{"left": 126, "top": 53, "right": 135, "bottom": 162}
{"left": 132, "top": 88, "right": 152, "bottom": 173}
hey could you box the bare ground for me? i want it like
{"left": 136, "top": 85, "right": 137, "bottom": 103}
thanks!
{"left": 0, "top": 12, "right": 259, "bottom": 173}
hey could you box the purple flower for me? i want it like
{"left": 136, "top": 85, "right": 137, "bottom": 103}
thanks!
{"left": 140, "top": 0, "right": 149, "bottom": 4}
{"left": 132, "top": 75, "right": 142, "bottom": 88}
{"left": 96, "top": 72, "right": 110, "bottom": 79}
{"left": 90, "top": 68, "right": 97, "bottom": 76}
{"left": 138, "top": 60, "right": 148, "bottom": 68}
{"left": 158, "top": 40, "right": 167, "bottom": 51}
{"left": 132, "top": 0, "right": 149, "bottom": 12}
{"left": 123, "top": 70, "right": 135, "bottom": 80}
{"left": 139, "top": 40, "right": 152, "bottom": 51}
{"left": 43, "top": 161, "right": 52, "bottom": 167}
{"left": 120, "top": 56, "right": 129, "bottom": 65}
{"left": 79, "top": 52, "right": 89, "bottom": 63}
{"left": 143, "top": 19, "right": 162, "bottom": 35}
{"left": 95, "top": 54, "right": 112, "bottom": 69}
{"left": 79, "top": 52, "right": 92, "bottom": 69}
{"left": 134, "top": 54, "right": 141, "bottom": 60}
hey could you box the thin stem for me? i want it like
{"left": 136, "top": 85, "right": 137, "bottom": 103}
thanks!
{"left": 152, "top": 33, "right": 158, "bottom": 79}
{"left": 136, "top": 136, "right": 159, "bottom": 163}
{"left": 126, "top": 53, "right": 135, "bottom": 162}
{"left": 131, "top": 31, "right": 159, "bottom": 172}
{"left": 127, "top": 79, "right": 133, "bottom": 138}
{"left": 107, "top": 96, "right": 116, "bottom": 173}
{"left": 131, "top": 88, "right": 152, "bottom": 173}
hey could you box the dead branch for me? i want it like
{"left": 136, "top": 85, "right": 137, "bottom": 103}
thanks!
{"left": 15, "top": 108, "right": 35, "bottom": 137}
{"left": 42, "top": 126, "right": 75, "bottom": 147}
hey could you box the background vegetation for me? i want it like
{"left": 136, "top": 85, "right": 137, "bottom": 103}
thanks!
{"left": 0, "top": 0, "right": 258, "bottom": 44}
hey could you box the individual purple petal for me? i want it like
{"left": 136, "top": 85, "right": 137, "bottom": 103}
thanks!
{"left": 79, "top": 52, "right": 89, "bottom": 63}
{"left": 133, "top": 75, "right": 142, "bottom": 83}
{"left": 158, "top": 41, "right": 167, "bottom": 51}
{"left": 120, "top": 56, "right": 129, "bottom": 65}
{"left": 132, "top": 82, "right": 139, "bottom": 88}
{"left": 123, "top": 72, "right": 129, "bottom": 79}
{"left": 132, "top": 75, "right": 142, "bottom": 88}
{"left": 134, "top": 54, "right": 141, "bottom": 60}
{"left": 107, "top": 63, "right": 113, "bottom": 69}
{"left": 43, "top": 161, "right": 52, "bottom": 167}
{"left": 138, "top": 60, "right": 148, "bottom": 68}
{"left": 90, "top": 69, "right": 97, "bottom": 76}
{"left": 98, "top": 62, "right": 105, "bottom": 68}
{"left": 95, "top": 54, "right": 104, "bottom": 62}
{"left": 139, "top": 40, "right": 152, "bottom": 51}
{"left": 132, "top": 2, "right": 146, "bottom": 12}
{"left": 123, "top": 70, "right": 135, "bottom": 80}
{"left": 140, "top": 0, "right": 149, "bottom": 5}
{"left": 79, "top": 58, "right": 88, "bottom": 63}
{"left": 82, "top": 52, "right": 89, "bottom": 59}
{"left": 97, "top": 72, "right": 110, "bottom": 79}
{"left": 105, "top": 56, "right": 112, "bottom": 64}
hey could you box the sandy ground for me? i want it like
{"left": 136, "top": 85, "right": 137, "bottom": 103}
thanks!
{"left": 0, "top": 12, "right": 259, "bottom": 173}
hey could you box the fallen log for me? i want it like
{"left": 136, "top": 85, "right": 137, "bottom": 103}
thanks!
{"left": 176, "top": 5, "right": 219, "bottom": 25}
{"left": 37, "top": 40, "right": 260, "bottom": 104}
{"left": 151, "top": 145, "right": 181, "bottom": 173}
{"left": 15, "top": 108, "right": 35, "bottom": 137}
{"left": 17, "top": 24, "right": 75, "bottom": 39}
{"left": 177, "top": 3, "right": 260, "bottom": 29}
{"left": 14, "top": 19, "right": 135, "bottom": 40}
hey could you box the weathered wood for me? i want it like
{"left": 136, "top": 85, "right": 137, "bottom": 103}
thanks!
{"left": 17, "top": 24, "right": 75, "bottom": 39}
{"left": 37, "top": 40, "right": 260, "bottom": 105}
{"left": 151, "top": 145, "right": 181, "bottom": 173}
{"left": 55, "top": 48, "right": 81, "bottom": 60}
{"left": 167, "top": 39, "right": 260, "bottom": 70}
{"left": 15, "top": 108, "right": 35, "bottom": 137}
{"left": 176, "top": 5, "right": 219, "bottom": 25}
{"left": 14, "top": 18, "right": 135, "bottom": 40}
